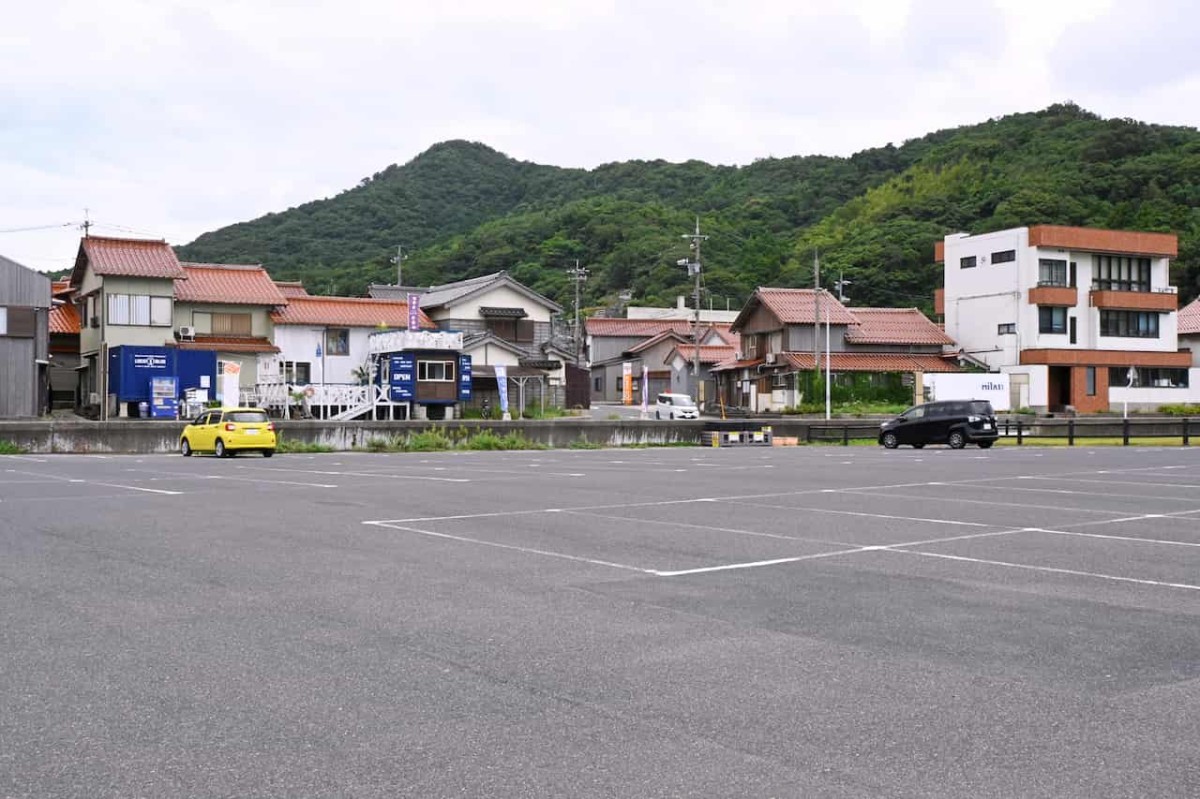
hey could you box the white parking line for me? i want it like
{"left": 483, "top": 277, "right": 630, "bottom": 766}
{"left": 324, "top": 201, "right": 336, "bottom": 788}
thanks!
{"left": 728, "top": 498, "right": 994, "bottom": 527}
{"left": 363, "top": 521, "right": 658, "bottom": 574}
{"left": 237, "top": 465, "right": 470, "bottom": 483}
{"left": 888, "top": 548, "right": 1200, "bottom": 592}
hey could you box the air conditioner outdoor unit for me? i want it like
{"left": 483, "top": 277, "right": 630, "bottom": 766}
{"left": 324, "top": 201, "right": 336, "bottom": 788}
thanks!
{"left": 764, "top": 352, "right": 777, "bottom": 365}
{"left": 734, "top": 350, "right": 744, "bottom": 360}
{"left": 178, "top": 326, "right": 196, "bottom": 341}
{"left": 90, "top": 316, "right": 100, "bottom": 328}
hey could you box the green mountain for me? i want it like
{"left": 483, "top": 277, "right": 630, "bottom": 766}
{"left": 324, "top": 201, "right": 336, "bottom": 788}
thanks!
{"left": 176, "top": 104, "right": 1200, "bottom": 312}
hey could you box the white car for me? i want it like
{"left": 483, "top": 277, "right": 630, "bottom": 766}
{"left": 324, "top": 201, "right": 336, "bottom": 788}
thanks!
{"left": 655, "top": 393, "right": 699, "bottom": 420}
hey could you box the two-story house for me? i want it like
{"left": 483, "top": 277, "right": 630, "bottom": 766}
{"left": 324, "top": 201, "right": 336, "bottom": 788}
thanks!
{"left": 937, "top": 225, "right": 1197, "bottom": 412}
{"left": 713, "top": 288, "right": 959, "bottom": 412}
{"left": 0, "top": 253, "right": 51, "bottom": 417}
{"left": 70, "top": 237, "right": 188, "bottom": 418}
{"left": 48, "top": 279, "right": 81, "bottom": 409}
{"left": 174, "top": 262, "right": 288, "bottom": 389}
{"left": 585, "top": 318, "right": 734, "bottom": 405}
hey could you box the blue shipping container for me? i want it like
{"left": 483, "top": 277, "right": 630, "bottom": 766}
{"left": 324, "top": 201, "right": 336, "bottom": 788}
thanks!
{"left": 107, "top": 346, "right": 217, "bottom": 402}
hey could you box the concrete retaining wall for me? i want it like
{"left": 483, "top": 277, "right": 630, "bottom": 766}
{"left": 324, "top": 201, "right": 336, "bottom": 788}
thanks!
{"left": 1, "top": 417, "right": 1194, "bottom": 454}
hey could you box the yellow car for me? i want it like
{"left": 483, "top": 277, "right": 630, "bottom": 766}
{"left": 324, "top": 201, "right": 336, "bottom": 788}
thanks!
{"left": 180, "top": 407, "right": 277, "bottom": 458}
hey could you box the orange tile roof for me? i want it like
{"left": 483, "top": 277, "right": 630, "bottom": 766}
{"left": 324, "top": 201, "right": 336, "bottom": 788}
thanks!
{"left": 666, "top": 344, "right": 737, "bottom": 365}
{"left": 586, "top": 318, "right": 697, "bottom": 337}
{"left": 754, "top": 288, "right": 858, "bottom": 326}
{"left": 174, "top": 335, "right": 279, "bottom": 353}
{"left": 76, "top": 236, "right": 187, "bottom": 280}
{"left": 845, "top": 308, "right": 954, "bottom": 345}
{"left": 1178, "top": 298, "right": 1200, "bottom": 336}
{"left": 49, "top": 303, "right": 80, "bottom": 335}
{"left": 51, "top": 278, "right": 72, "bottom": 296}
{"left": 780, "top": 352, "right": 963, "bottom": 373}
{"left": 270, "top": 295, "right": 436, "bottom": 328}
{"left": 176, "top": 263, "right": 288, "bottom": 306}
{"left": 274, "top": 281, "right": 310, "bottom": 298}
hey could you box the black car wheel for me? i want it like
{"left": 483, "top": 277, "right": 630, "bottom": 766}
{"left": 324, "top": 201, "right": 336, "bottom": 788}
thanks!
{"left": 977, "top": 440, "right": 994, "bottom": 449}
{"left": 180, "top": 438, "right": 192, "bottom": 457}
{"left": 912, "top": 443, "right": 925, "bottom": 449}
{"left": 948, "top": 431, "right": 966, "bottom": 449}
{"left": 215, "top": 439, "right": 227, "bottom": 458}
{"left": 882, "top": 432, "right": 899, "bottom": 449}
{"left": 262, "top": 449, "right": 275, "bottom": 458}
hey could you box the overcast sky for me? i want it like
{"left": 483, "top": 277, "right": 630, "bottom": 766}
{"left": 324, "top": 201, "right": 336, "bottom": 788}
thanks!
{"left": 4, "top": 0, "right": 1198, "bottom": 274}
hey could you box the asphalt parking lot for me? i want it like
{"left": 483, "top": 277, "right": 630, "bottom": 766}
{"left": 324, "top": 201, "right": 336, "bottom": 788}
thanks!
{"left": 2, "top": 444, "right": 1199, "bottom": 798}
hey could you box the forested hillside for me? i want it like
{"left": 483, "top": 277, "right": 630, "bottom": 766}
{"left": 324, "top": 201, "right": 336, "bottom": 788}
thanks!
{"left": 176, "top": 104, "right": 1200, "bottom": 312}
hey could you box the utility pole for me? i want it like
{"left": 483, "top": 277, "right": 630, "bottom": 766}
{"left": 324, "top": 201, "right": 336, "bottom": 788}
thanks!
{"left": 567, "top": 260, "right": 589, "bottom": 364}
{"left": 391, "top": 245, "right": 406, "bottom": 286}
{"left": 680, "top": 217, "right": 708, "bottom": 402}
{"left": 813, "top": 250, "right": 820, "bottom": 380}
{"left": 81, "top": 209, "right": 92, "bottom": 238}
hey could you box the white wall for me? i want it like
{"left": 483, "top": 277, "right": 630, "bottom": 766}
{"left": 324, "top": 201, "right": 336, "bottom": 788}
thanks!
{"left": 437, "top": 285, "right": 556, "bottom": 323}
{"left": 924, "top": 373, "right": 1011, "bottom": 410}
{"left": 1000, "top": 364, "right": 1048, "bottom": 409}
{"left": 273, "top": 325, "right": 373, "bottom": 384}
{"left": 1110, "top": 372, "right": 1200, "bottom": 406}
{"left": 943, "top": 229, "right": 1025, "bottom": 369}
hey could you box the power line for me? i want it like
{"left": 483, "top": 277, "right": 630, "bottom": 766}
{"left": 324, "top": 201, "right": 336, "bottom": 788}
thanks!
{"left": 0, "top": 222, "right": 75, "bottom": 234}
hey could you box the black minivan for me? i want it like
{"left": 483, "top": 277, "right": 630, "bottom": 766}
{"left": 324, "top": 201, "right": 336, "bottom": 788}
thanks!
{"left": 878, "top": 400, "right": 999, "bottom": 449}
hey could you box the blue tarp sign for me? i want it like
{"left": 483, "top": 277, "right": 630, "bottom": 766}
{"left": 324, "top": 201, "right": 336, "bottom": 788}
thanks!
{"left": 458, "top": 354, "right": 472, "bottom": 402}
{"left": 389, "top": 353, "right": 415, "bottom": 401}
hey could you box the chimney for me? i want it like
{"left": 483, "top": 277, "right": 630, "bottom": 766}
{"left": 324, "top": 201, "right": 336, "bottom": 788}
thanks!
{"left": 677, "top": 295, "right": 686, "bottom": 310}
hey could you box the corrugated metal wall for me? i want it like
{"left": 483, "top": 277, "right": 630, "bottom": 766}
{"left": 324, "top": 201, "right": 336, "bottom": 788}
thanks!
{"left": 1, "top": 254, "right": 52, "bottom": 417}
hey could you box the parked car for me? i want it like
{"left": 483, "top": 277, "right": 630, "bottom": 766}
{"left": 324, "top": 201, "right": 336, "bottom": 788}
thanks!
{"left": 655, "top": 393, "right": 699, "bottom": 420}
{"left": 180, "top": 407, "right": 276, "bottom": 457}
{"left": 878, "top": 400, "right": 998, "bottom": 450}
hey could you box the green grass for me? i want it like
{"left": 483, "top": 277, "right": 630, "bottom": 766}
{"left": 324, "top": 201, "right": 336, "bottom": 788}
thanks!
{"left": 568, "top": 438, "right": 603, "bottom": 450}
{"left": 0, "top": 440, "right": 26, "bottom": 455}
{"left": 362, "top": 427, "right": 546, "bottom": 453}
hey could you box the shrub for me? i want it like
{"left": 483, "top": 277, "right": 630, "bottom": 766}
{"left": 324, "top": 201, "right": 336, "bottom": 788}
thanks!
{"left": 0, "top": 439, "right": 26, "bottom": 455}
{"left": 1157, "top": 403, "right": 1200, "bottom": 416}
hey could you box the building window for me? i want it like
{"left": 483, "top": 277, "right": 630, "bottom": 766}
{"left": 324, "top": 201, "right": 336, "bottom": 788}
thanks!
{"left": 1100, "top": 310, "right": 1160, "bottom": 338}
{"left": 1094, "top": 256, "right": 1151, "bottom": 292}
{"left": 417, "top": 360, "right": 454, "bottom": 381}
{"left": 593, "top": 377, "right": 601, "bottom": 392}
{"left": 1038, "top": 306, "right": 1067, "bottom": 334}
{"left": 325, "top": 328, "right": 350, "bottom": 355}
{"left": 1109, "top": 367, "right": 1188, "bottom": 388}
{"left": 103, "top": 295, "right": 174, "bottom": 326}
{"left": 212, "top": 312, "right": 252, "bottom": 336}
{"left": 1038, "top": 259, "right": 1068, "bottom": 287}
{"left": 997, "top": 323, "right": 1016, "bottom": 335}
{"left": 284, "top": 361, "right": 311, "bottom": 384}
{"left": 960, "top": 255, "right": 977, "bottom": 269}
{"left": 991, "top": 250, "right": 1016, "bottom": 264}
{"left": 107, "top": 294, "right": 172, "bottom": 326}
{"left": 1086, "top": 366, "right": 1096, "bottom": 396}
{"left": 744, "top": 335, "right": 758, "bottom": 357}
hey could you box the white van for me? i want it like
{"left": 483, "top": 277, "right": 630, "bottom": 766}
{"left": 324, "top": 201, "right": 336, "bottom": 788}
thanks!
{"left": 655, "top": 393, "right": 699, "bottom": 420}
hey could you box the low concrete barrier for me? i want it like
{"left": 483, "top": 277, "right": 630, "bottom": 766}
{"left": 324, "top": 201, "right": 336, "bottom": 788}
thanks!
{"left": 0, "top": 416, "right": 1192, "bottom": 454}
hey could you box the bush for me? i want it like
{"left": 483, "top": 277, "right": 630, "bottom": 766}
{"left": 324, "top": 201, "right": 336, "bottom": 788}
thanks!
{"left": 360, "top": 427, "right": 544, "bottom": 453}
{"left": 0, "top": 439, "right": 25, "bottom": 455}
{"left": 276, "top": 438, "right": 335, "bottom": 453}
{"left": 1157, "top": 403, "right": 1200, "bottom": 416}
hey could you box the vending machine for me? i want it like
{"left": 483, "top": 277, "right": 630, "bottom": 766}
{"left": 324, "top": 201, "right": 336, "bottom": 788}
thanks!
{"left": 149, "top": 376, "right": 179, "bottom": 419}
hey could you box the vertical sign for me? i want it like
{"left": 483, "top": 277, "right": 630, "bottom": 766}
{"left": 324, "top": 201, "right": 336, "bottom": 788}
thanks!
{"left": 407, "top": 293, "right": 420, "bottom": 331}
{"left": 494, "top": 364, "right": 509, "bottom": 416}
{"left": 622, "top": 362, "right": 633, "bottom": 405}
{"left": 641, "top": 365, "right": 649, "bottom": 414}
{"left": 458, "top": 354, "right": 473, "bottom": 402}
{"left": 389, "top": 353, "right": 415, "bottom": 401}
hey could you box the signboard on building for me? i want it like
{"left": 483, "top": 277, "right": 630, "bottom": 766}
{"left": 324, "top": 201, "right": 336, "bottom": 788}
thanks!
{"left": 407, "top": 293, "right": 421, "bottom": 331}
{"left": 458, "top": 354, "right": 473, "bottom": 402}
{"left": 389, "top": 353, "right": 415, "bottom": 401}
{"left": 924, "top": 373, "right": 1011, "bottom": 411}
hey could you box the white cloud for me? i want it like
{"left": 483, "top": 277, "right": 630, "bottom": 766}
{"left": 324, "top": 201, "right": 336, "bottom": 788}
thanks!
{"left": 0, "top": 0, "right": 1193, "bottom": 272}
